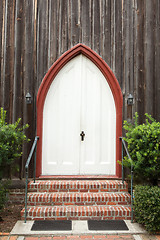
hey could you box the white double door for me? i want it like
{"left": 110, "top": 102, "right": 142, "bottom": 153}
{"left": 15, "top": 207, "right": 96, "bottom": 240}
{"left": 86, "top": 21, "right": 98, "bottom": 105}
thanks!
{"left": 42, "top": 55, "right": 116, "bottom": 175}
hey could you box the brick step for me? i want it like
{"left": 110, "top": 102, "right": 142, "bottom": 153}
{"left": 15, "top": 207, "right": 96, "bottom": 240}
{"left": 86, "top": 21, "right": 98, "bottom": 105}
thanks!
{"left": 28, "top": 180, "right": 128, "bottom": 193}
{"left": 27, "top": 192, "right": 131, "bottom": 206}
{"left": 21, "top": 205, "right": 131, "bottom": 221}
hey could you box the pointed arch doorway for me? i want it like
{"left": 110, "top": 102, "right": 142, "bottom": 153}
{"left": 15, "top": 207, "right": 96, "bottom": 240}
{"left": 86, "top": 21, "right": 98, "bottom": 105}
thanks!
{"left": 36, "top": 44, "right": 123, "bottom": 178}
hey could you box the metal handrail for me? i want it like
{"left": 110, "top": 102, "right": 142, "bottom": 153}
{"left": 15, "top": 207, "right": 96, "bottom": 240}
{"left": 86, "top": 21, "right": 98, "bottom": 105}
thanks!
{"left": 120, "top": 137, "right": 134, "bottom": 223}
{"left": 24, "top": 136, "right": 39, "bottom": 223}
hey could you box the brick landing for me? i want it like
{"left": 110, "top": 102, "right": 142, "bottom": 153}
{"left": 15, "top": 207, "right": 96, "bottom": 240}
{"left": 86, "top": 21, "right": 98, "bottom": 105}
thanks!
{"left": 0, "top": 235, "right": 135, "bottom": 240}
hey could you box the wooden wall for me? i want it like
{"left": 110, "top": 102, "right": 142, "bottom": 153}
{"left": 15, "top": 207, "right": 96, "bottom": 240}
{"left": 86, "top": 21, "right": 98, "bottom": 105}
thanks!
{"left": 0, "top": 0, "right": 160, "bottom": 177}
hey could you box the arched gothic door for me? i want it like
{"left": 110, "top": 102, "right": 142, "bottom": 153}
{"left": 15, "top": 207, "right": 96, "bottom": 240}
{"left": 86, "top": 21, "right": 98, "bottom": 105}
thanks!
{"left": 36, "top": 44, "right": 123, "bottom": 178}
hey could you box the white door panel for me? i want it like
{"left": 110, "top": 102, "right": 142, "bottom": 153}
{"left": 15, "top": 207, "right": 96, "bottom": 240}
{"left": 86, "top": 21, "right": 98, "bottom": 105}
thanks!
{"left": 80, "top": 56, "right": 116, "bottom": 174}
{"left": 42, "top": 55, "right": 116, "bottom": 175}
{"left": 42, "top": 59, "right": 81, "bottom": 175}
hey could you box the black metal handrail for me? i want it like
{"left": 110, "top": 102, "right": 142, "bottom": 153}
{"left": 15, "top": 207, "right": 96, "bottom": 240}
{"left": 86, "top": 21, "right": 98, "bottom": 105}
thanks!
{"left": 24, "top": 136, "right": 39, "bottom": 223}
{"left": 120, "top": 137, "right": 134, "bottom": 223}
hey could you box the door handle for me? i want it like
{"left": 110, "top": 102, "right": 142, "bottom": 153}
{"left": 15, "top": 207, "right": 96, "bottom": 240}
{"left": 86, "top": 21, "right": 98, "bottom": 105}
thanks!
{"left": 80, "top": 131, "right": 85, "bottom": 141}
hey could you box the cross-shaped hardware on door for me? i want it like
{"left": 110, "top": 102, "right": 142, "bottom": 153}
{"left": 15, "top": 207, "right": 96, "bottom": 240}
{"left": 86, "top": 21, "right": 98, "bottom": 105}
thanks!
{"left": 80, "top": 131, "right": 85, "bottom": 141}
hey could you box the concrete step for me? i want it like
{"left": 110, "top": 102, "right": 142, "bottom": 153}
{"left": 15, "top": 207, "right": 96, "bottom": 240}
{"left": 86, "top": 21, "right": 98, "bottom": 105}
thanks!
{"left": 27, "top": 192, "right": 131, "bottom": 206}
{"left": 21, "top": 205, "right": 131, "bottom": 221}
{"left": 28, "top": 180, "right": 128, "bottom": 193}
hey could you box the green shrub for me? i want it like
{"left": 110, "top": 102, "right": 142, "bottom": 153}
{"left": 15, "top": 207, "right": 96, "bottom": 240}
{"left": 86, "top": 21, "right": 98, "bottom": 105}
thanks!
{"left": 123, "top": 112, "right": 160, "bottom": 185}
{"left": 0, "top": 108, "right": 29, "bottom": 179}
{"left": 0, "top": 180, "right": 9, "bottom": 215}
{"left": 134, "top": 185, "right": 160, "bottom": 232}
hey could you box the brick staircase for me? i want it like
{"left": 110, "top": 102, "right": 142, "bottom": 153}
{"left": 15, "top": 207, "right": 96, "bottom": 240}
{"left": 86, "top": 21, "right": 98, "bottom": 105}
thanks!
{"left": 21, "top": 180, "right": 131, "bottom": 221}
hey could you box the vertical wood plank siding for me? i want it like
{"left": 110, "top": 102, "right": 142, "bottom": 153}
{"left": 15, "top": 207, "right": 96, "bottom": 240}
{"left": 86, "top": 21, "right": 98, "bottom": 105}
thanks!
{"left": 0, "top": 0, "right": 159, "bottom": 177}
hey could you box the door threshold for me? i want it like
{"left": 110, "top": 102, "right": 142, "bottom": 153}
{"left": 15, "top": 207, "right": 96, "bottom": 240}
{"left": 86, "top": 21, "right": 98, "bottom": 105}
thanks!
{"left": 38, "top": 175, "right": 121, "bottom": 180}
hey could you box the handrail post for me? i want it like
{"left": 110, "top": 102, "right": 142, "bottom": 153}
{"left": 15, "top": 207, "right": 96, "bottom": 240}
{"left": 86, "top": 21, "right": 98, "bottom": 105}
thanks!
{"left": 131, "top": 164, "right": 134, "bottom": 223}
{"left": 33, "top": 136, "right": 39, "bottom": 183}
{"left": 120, "top": 137, "right": 134, "bottom": 223}
{"left": 33, "top": 146, "right": 37, "bottom": 183}
{"left": 24, "top": 136, "right": 39, "bottom": 223}
{"left": 122, "top": 142, "right": 124, "bottom": 184}
{"left": 120, "top": 137, "right": 124, "bottom": 184}
{"left": 24, "top": 167, "right": 28, "bottom": 223}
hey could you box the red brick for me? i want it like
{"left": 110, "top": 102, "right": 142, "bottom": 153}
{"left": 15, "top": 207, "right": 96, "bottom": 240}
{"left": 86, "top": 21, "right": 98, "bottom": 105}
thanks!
{"left": 70, "top": 217, "right": 79, "bottom": 220}
{"left": 79, "top": 217, "right": 90, "bottom": 220}
{"left": 94, "top": 235, "right": 107, "bottom": 239}
{"left": 80, "top": 189, "right": 88, "bottom": 192}
{"left": 39, "top": 238, "right": 52, "bottom": 240}
{"left": 25, "top": 238, "right": 39, "bottom": 240}
{"left": 67, "top": 236, "right": 80, "bottom": 239}
{"left": 119, "top": 235, "right": 134, "bottom": 239}
{"left": 9, "top": 237, "right": 17, "bottom": 240}
{"left": 0, "top": 237, "right": 9, "bottom": 240}
{"left": 107, "top": 202, "right": 116, "bottom": 205}
{"left": 105, "top": 236, "right": 121, "bottom": 239}
{"left": 32, "top": 217, "right": 44, "bottom": 220}
{"left": 80, "top": 235, "right": 93, "bottom": 239}
{"left": 0, "top": 233, "right": 9, "bottom": 236}
{"left": 53, "top": 237, "right": 66, "bottom": 240}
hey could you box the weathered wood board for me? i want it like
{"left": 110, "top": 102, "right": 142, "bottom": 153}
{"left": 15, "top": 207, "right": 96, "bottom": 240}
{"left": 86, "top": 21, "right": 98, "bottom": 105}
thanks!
{"left": 0, "top": 0, "right": 159, "bottom": 177}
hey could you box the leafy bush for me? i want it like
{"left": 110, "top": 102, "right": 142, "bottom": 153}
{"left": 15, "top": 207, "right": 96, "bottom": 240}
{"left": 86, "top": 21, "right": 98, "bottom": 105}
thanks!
{"left": 123, "top": 112, "right": 160, "bottom": 185}
{"left": 134, "top": 185, "right": 160, "bottom": 232}
{"left": 0, "top": 108, "right": 29, "bottom": 179}
{"left": 0, "top": 180, "right": 9, "bottom": 216}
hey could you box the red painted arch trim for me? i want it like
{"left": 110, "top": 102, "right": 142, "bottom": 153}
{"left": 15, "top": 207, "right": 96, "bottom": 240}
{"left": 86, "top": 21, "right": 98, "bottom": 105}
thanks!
{"left": 36, "top": 44, "right": 123, "bottom": 178}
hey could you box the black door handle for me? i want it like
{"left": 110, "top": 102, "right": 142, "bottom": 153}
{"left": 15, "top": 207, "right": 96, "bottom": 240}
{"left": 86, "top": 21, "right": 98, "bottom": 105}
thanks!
{"left": 80, "top": 131, "right": 85, "bottom": 141}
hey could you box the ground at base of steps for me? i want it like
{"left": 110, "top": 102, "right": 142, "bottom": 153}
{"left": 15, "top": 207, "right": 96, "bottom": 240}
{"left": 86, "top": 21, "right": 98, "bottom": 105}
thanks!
{"left": 0, "top": 234, "right": 160, "bottom": 240}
